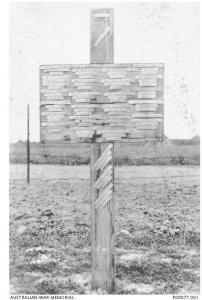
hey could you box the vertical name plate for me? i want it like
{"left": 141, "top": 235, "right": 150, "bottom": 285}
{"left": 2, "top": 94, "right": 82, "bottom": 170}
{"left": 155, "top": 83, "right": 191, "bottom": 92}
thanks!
{"left": 90, "top": 8, "right": 114, "bottom": 64}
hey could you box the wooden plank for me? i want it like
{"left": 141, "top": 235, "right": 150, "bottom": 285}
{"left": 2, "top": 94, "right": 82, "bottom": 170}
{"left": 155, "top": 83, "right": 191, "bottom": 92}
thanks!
{"left": 40, "top": 63, "right": 164, "bottom": 70}
{"left": 132, "top": 113, "right": 163, "bottom": 118}
{"left": 137, "top": 91, "right": 157, "bottom": 99}
{"left": 138, "top": 78, "right": 157, "bottom": 87}
{"left": 136, "top": 104, "right": 158, "bottom": 112}
{"left": 93, "top": 144, "right": 112, "bottom": 170}
{"left": 94, "top": 165, "right": 113, "bottom": 189}
{"left": 141, "top": 67, "right": 159, "bottom": 75}
{"left": 42, "top": 137, "right": 160, "bottom": 143}
{"left": 94, "top": 182, "right": 113, "bottom": 209}
{"left": 128, "top": 100, "right": 162, "bottom": 104}
{"left": 90, "top": 9, "right": 114, "bottom": 63}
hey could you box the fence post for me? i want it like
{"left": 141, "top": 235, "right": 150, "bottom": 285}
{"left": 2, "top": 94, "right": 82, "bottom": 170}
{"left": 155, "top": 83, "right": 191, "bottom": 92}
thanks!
{"left": 27, "top": 104, "right": 30, "bottom": 183}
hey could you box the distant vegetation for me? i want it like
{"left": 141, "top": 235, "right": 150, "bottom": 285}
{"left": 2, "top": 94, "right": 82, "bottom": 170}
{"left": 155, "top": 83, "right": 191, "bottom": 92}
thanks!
{"left": 9, "top": 136, "right": 200, "bottom": 166}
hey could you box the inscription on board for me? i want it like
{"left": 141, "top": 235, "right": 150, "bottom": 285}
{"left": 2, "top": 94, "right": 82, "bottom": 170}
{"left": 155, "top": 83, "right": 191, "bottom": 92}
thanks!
{"left": 90, "top": 8, "right": 114, "bottom": 63}
{"left": 40, "top": 63, "right": 164, "bottom": 143}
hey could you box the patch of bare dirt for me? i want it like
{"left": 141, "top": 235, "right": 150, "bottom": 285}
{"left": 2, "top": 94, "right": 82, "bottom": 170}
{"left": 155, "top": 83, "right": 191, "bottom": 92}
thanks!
{"left": 9, "top": 165, "right": 200, "bottom": 294}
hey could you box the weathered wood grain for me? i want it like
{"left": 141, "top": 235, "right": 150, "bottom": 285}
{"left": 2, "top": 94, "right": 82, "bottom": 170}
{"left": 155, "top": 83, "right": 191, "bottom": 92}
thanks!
{"left": 90, "top": 8, "right": 114, "bottom": 63}
{"left": 40, "top": 63, "right": 164, "bottom": 143}
{"left": 90, "top": 143, "right": 115, "bottom": 292}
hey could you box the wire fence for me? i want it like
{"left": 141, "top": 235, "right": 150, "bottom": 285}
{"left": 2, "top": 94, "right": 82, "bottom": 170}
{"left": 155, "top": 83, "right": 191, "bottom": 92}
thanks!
{"left": 9, "top": 140, "right": 200, "bottom": 183}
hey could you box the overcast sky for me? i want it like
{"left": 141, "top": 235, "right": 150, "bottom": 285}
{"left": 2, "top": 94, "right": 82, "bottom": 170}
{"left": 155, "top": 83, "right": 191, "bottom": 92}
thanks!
{"left": 10, "top": 2, "right": 200, "bottom": 142}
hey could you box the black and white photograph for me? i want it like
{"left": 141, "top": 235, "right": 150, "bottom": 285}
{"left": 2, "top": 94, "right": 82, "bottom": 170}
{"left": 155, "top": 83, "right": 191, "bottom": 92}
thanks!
{"left": 9, "top": 1, "right": 200, "bottom": 297}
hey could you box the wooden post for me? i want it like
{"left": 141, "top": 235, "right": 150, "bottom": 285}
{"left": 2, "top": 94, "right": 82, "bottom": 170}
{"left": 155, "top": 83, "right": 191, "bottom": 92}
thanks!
{"left": 27, "top": 104, "right": 30, "bottom": 183}
{"left": 90, "top": 143, "right": 115, "bottom": 292}
{"left": 90, "top": 8, "right": 115, "bottom": 293}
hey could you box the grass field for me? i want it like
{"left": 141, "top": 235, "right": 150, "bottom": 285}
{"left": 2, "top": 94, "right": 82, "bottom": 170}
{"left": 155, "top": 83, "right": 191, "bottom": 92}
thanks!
{"left": 9, "top": 137, "right": 200, "bottom": 165}
{"left": 10, "top": 164, "right": 200, "bottom": 294}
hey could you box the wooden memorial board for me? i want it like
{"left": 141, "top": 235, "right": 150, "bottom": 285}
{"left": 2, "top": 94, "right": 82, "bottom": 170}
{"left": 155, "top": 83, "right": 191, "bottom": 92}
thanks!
{"left": 39, "top": 7, "right": 165, "bottom": 293}
{"left": 40, "top": 63, "right": 164, "bottom": 143}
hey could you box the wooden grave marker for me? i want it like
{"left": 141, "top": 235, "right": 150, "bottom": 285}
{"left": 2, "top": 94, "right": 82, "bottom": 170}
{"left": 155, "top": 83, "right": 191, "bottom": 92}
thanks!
{"left": 40, "top": 8, "right": 164, "bottom": 293}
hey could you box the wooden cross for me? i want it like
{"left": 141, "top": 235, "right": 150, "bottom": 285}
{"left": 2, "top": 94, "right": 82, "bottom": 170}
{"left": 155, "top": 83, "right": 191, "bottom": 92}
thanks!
{"left": 40, "top": 8, "right": 164, "bottom": 293}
